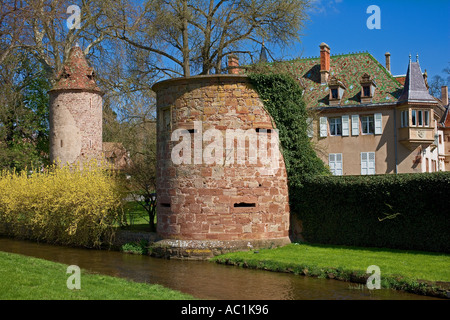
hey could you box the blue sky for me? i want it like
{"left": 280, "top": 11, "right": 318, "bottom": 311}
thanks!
{"left": 282, "top": 0, "right": 450, "bottom": 79}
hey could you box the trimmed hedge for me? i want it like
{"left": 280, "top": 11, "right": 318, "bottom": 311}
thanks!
{"left": 293, "top": 172, "right": 450, "bottom": 253}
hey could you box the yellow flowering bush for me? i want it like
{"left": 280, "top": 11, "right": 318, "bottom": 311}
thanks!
{"left": 0, "top": 160, "right": 126, "bottom": 248}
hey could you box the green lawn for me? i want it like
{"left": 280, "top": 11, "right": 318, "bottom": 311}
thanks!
{"left": 0, "top": 251, "right": 194, "bottom": 300}
{"left": 212, "top": 243, "right": 450, "bottom": 297}
{"left": 121, "top": 201, "right": 156, "bottom": 232}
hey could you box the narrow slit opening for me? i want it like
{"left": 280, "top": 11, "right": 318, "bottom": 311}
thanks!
{"left": 255, "top": 128, "right": 272, "bottom": 133}
{"left": 234, "top": 202, "right": 256, "bottom": 208}
{"left": 161, "top": 203, "right": 171, "bottom": 208}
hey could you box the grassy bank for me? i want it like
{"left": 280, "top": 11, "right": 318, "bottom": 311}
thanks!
{"left": 0, "top": 251, "right": 194, "bottom": 300}
{"left": 211, "top": 243, "right": 450, "bottom": 298}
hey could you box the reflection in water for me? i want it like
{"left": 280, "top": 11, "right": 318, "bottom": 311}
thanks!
{"left": 0, "top": 237, "right": 441, "bottom": 300}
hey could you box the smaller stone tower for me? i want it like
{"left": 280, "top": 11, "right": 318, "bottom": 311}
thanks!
{"left": 49, "top": 44, "right": 103, "bottom": 166}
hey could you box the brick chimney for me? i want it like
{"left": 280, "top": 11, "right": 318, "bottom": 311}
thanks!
{"left": 228, "top": 54, "right": 239, "bottom": 74}
{"left": 385, "top": 52, "right": 391, "bottom": 73}
{"left": 319, "top": 43, "right": 330, "bottom": 83}
{"left": 442, "top": 86, "right": 449, "bottom": 106}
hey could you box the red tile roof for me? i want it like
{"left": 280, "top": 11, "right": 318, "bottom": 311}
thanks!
{"left": 50, "top": 45, "right": 102, "bottom": 93}
{"left": 248, "top": 52, "right": 403, "bottom": 109}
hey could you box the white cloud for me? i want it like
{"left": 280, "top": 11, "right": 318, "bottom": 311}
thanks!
{"left": 309, "top": 0, "right": 342, "bottom": 15}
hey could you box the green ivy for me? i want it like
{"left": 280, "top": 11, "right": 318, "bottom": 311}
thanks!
{"left": 248, "top": 73, "right": 329, "bottom": 223}
{"left": 248, "top": 73, "right": 330, "bottom": 188}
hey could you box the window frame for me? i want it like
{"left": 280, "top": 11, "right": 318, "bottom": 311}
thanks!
{"left": 424, "top": 110, "right": 430, "bottom": 127}
{"left": 329, "top": 117, "right": 342, "bottom": 136}
{"left": 331, "top": 88, "right": 339, "bottom": 100}
{"left": 417, "top": 110, "right": 423, "bottom": 127}
{"left": 361, "top": 115, "right": 375, "bottom": 135}
{"left": 411, "top": 110, "right": 417, "bottom": 126}
{"left": 363, "top": 85, "right": 371, "bottom": 97}
{"left": 401, "top": 110, "right": 409, "bottom": 128}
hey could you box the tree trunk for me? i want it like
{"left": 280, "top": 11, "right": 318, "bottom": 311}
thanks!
{"left": 181, "top": 0, "right": 190, "bottom": 77}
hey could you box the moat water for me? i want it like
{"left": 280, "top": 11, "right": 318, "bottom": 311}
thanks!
{"left": 0, "top": 237, "right": 442, "bottom": 300}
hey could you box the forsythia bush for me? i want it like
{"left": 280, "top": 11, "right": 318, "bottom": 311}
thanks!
{"left": 0, "top": 160, "right": 126, "bottom": 248}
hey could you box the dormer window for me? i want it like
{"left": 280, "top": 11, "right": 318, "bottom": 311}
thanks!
{"left": 61, "top": 69, "right": 70, "bottom": 79}
{"left": 87, "top": 71, "right": 95, "bottom": 80}
{"left": 331, "top": 88, "right": 338, "bottom": 99}
{"left": 363, "top": 85, "right": 371, "bottom": 97}
{"left": 360, "top": 73, "right": 377, "bottom": 103}
{"left": 328, "top": 76, "right": 346, "bottom": 106}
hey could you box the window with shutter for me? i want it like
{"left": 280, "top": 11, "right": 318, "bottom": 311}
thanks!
{"left": 320, "top": 117, "right": 328, "bottom": 137}
{"left": 342, "top": 115, "right": 349, "bottom": 136}
{"left": 361, "top": 152, "right": 375, "bottom": 175}
{"left": 361, "top": 115, "right": 374, "bottom": 134}
{"left": 361, "top": 152, "right": 368, "bottom": 175}
{"left": 329, "top": 153, "right": 335, "bottom": 171}
{"left": 351, "top": 115, "right": 359, "bottom": 136}
{"left": 329, "top": 153, "right": 343, "bottom": 176}
{"left": 335, "top": 153, "right": 343, "bottom": 176}
{"left": 374, "top": 113, "right": 382, "bottom": 134}
{"left": 329, "top": 117, "right": 342, "bottom": 136}
{"left": 368, "top": 152, "right": 375, "bottom": 174}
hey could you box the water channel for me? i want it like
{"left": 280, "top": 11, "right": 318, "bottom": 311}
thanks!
{"left": 0, "top": 237, "right": 442, "bottom": 300}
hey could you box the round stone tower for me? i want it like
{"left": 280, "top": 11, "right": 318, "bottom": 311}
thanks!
{"left": 49, "top": 44, "right": 103, "bottom": 166}
{"left": 152, "top": 75, "right": 291, "bottom": 258}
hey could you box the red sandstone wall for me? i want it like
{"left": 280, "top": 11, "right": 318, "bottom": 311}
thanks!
{"left": 154, "top": 75, "right": 290, "bottom": 241}
{"left": 49, "top": 90, "right": 103, "bottom": 166}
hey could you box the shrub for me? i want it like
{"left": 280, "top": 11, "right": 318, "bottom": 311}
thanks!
{"left": 121, "top": 240, "right": 149, "bottom": 255}
{"left": 293, "top": 172, "right": 450, "bottom": 253}
{"left": 0, "top": 161, "right": 126, "bottom": 248}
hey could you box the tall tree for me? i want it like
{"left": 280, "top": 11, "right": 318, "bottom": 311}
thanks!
{"left": 114, "top": 0, "right": 312, "bottom": 77}
{"left": 429, "top": 63, "right": 450, "bottom": 99}
{"left": 0, "top": 50, "right": 51, "bottom": 170}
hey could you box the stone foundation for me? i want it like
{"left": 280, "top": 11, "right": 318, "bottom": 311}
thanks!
{"left": 113, "top": 230, "right": 291, "bottom": 260}
{"left": 149, "top": 237, "right": 291, "bottom": 260}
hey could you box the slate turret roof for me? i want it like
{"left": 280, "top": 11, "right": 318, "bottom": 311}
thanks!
{"left": 397, "top": 56, "right": 436, "bottom": 104}
{"left": 259, "top": 44, "right": 268, "bottom": 63}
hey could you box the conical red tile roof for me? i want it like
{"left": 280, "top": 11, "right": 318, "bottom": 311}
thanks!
{"left": 50, "top": 45, "right": 102, "bottom": 93}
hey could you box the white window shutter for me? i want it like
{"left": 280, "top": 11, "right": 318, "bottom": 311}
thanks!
{"left": 342, "top": 115, "right": 349, "bottom": 136}
{"left": 320, "top": 117, "right": 328, "bottom": 137}
{"left": 329, "top": 154, "right": 335, "bottom": 173}
{"left": 368, "top": 152, "right": 375, "bottom": 174}
{"left": 374, "top": 113, "right": 382, "bottom": 134}
{"left": 361, "top": 152, "right": 368, "bottom": 175}
{"left": 351, "top": 115, "right": 359, "bottom": 136}
{"left": 335, "top": 153, "right": 343, "bottom": 176}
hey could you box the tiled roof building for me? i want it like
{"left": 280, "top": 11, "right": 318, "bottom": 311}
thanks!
{"left": 247, "top": 43, "right": 448, "bottom": 174}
